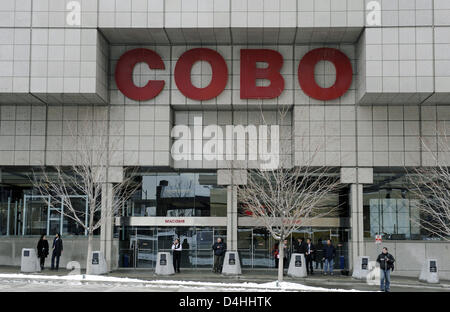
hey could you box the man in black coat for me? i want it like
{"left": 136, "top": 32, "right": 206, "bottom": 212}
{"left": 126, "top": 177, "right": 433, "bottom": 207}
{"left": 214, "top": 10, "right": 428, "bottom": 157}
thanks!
{"left": 376, "top": 247, "right": 395, "bottom": 292}
{"left": 212, "top": 237, "right": 226, "bottom": 273}
{"left": 323, "top": 239, "right": 336, "bottom": 275}
{"left": 51, "top": 233, "right": 63, "bottom": 270}
{"left": 37, "top": 234, "right": 49, "bottom": 270}
{"left": 305, "top": 238, "right": 315, "bottom": 275}
{"left": 295, "top": 238, "right": 307, "bottom": 254}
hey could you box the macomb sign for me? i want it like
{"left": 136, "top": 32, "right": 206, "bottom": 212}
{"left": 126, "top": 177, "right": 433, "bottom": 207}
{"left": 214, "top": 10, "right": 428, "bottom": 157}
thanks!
{"left": 115, "top": 47, "right": 353, "bottom": 101}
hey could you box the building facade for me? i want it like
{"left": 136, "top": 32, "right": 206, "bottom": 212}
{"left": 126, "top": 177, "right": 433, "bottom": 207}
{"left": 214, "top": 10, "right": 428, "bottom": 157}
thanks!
{"left": 1, "top": 0, "right": 450, "bottom": 279}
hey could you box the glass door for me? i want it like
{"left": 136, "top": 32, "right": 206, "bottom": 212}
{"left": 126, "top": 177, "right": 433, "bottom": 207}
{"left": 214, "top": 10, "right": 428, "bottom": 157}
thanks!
{"left": 136, "top": 228, "right": 157, "bottom": 268}
{"left": 196, "top": 229, "right": 213, "bottom": 268}
{"left": 237, "top": 228, "right": 253, "bottom": 268}
{"left": 253, "top": 228, "right": 272, "bottom": 268}
{"left": 174, "top": 227, "right": 195, "bottom": 268}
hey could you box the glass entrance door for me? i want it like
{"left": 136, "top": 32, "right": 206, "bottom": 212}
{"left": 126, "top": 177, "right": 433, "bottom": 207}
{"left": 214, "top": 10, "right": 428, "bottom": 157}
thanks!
{"left": 135, "top": 228, "right": 157, "bottom": 268}
{"left": 237, "top": 228, "right": 253, "bottom": 268}
{"left": 253, "top": 228, "right": 273, "bottom": 268}
{"left": 196, "top": 229, "right": 213, "bottom": 268}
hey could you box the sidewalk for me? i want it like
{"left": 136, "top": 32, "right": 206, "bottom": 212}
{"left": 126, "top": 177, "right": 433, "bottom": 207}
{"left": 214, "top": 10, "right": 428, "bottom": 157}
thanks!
{"left": 0, "top": 266, "right": 448, "bottom": 292}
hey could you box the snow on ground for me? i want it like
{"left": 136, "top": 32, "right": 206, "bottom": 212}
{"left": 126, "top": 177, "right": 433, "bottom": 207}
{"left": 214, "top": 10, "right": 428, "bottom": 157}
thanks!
{"left": 0, "top": 273, "right": 362, "bottom": 292}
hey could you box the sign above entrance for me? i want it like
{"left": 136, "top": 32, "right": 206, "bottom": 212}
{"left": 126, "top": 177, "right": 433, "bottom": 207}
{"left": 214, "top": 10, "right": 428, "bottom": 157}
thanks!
{"left": 115, "top": 48, "right": 353, "bottom": 102}
{"left": 164, "top": 219, "right": 186, "bottom": 224}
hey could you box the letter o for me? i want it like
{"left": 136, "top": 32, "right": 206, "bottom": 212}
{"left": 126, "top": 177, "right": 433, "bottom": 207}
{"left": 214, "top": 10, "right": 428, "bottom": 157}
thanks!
{"left": 174, "top": 48, "right": 228, "bottom": 101}
{"left": 115, "top": 48, "right": 165, "bottom": 101}
{"left": 298, "top": 48, "right": 353, "bottom": 101}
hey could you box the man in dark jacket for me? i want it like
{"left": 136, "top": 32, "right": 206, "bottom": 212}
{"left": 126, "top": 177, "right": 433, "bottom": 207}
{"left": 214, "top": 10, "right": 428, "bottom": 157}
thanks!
{"left": 323, "top": 239, "right": 335, "bottom": 275}
{"left": 212, "top": 237, "right": 226, "bottom": 273}
{"left": 37, "top": 234, "right": 49, "bottom": 270}
{"left": 305, "top": 238, "right": 315, "bottom": 275}
{"left": 315, "top": 238, "right": 324, "bottom": 270}
{"left": 295, "top": 238, "right": 307, "bottom": 255}
{"left": 376, "top": 247, "right": 395, "bottom": 292}
{"left": 51, "top": 233, "right": 63, "bottom": 270}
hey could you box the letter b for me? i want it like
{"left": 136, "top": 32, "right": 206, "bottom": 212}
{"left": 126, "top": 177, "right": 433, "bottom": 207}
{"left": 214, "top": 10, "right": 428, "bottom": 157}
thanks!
{"left": 240, "top": 49, "right": 285, "bottom": 99}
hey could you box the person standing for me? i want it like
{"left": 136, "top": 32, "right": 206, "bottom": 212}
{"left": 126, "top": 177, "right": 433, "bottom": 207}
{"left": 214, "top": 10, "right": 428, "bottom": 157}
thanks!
{"left": 51, "top": 233, "right": 63, "bottom": 271}
{"left": 295, "top": 237, "right": 307, "bottom": 255}
{"left": 171, "top": 238, "right": 182, "bottom": 273}
{"left": 212, "top": 237, "right": 226, "bottom": 273}
{"left": 323, "top": 239, "right": 335, "bottom": 276}
{"left": 282, "top": 239, "right": 290, "bottom": 269}
{"left": 376, "top": 247, "right": 395, "bottom": 292}
{"left": 315, "top": 238, "right": 324, "bottom": 271}
{"left": 37, "top": 235, "right": 49, "bottom": 270}
{"left": 305, "top": 238, "right": 315, "bottom": 275}
{"left": 272, "top": 243, "right": 280, "bottom": 268}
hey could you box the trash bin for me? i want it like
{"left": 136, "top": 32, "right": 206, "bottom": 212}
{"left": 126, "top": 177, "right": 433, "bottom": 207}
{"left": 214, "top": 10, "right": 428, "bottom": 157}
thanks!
{"left": 123, "top": 254, "right": 129, "bottom": 267}
{"left": 339, "top": 256, "right": 345, "bottom": 270}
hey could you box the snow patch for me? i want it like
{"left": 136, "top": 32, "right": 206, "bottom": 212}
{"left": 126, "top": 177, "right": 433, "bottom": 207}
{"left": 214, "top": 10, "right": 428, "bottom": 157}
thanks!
{"left": 0, "top": 273, "right": 362, "bottom": 292}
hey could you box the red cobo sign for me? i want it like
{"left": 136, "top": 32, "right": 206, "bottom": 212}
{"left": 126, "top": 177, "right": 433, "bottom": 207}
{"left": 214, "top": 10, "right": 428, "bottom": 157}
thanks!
{"left": 115, "top": 48, "right": 353, "bottom": 102}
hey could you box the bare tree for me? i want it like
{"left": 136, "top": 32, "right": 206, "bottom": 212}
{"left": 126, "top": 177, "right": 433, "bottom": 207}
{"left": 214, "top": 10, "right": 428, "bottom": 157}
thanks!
{"left": 406, "top": 130, "right": 450, "bottom": 241}
{"left": 31, "top": 114, "right": 139, "bottom": 274}
{"left": 236, "top": 106, "right": 342, "bottom": 282}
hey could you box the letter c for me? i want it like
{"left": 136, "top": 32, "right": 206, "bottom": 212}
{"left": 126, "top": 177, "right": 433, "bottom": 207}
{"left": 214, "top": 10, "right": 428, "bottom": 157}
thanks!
{"left": 115, "top": 48, "right": 165, "bottom": 101}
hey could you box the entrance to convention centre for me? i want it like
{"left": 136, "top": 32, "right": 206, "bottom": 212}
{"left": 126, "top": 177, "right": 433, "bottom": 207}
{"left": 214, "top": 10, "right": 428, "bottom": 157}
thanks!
{"left": 118, "top": 226, "right": 227, "bottom": 269}
{"left": 118, "top": 226, "right": 349, "bottom": 270}
{"left": 238, "top": 227, "right": 349, "bottom": 270}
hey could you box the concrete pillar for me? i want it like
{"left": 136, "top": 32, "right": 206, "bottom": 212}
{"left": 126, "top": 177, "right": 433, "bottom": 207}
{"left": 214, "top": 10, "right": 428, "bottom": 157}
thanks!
{"left": 218, "top": 169, "right": 246, "bottom": 251}
{"left": 100, "top": 183, "right": 114, "bottom": 272}
{"left": 341, "top": 167, "right": 373, "bottom": 272}
{"left": 349, "top": 183, "right": 364, "bottom": 272}
{"left": 226, "top": 185, "right": 238, "bottom": 250}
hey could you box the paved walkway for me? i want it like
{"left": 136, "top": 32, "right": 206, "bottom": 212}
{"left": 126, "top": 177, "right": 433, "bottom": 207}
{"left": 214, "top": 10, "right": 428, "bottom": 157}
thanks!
{"left": 0, "top": 266, "right": 448, "bottom": 292}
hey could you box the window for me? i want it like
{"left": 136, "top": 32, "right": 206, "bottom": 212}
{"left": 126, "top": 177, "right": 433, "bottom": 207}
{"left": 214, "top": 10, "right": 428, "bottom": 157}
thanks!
{"left": 363, "top": 172, "right": 435, "bottom": 240}
{"left": 126, "top": 172, "right": 227, "bottom": 217}
{"left": 0, "top": 169, "right": 94, "bottom": 237}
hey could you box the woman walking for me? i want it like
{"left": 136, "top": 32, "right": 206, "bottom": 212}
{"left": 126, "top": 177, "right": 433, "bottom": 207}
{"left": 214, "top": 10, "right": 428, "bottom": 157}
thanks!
{"left": 37, "top": 235, "right": 49, "bottom": 270}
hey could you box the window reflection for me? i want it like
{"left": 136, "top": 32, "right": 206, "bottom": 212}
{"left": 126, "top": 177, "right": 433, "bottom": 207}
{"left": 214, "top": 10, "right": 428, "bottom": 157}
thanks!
{"left": 363, "top": 172, "right": 434, "bottom": 240}
{"left": 128, "top": 172, "right": 227, "bottom": 217}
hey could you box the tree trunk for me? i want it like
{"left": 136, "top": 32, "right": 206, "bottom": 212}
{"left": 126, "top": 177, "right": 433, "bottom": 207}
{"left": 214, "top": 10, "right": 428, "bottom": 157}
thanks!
{"left": 86, "top": 232, "right": 93, "bottom": 275}
{"left": 278, "top": 240, "right": 284, "bottom": 283}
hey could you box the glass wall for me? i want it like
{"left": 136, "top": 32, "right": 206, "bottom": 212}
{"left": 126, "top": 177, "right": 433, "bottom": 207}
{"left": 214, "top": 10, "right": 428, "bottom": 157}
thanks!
{"left": 237, "top": 227, "right": 349, "bottom": 269}
{"left": 118, "top": 226, "right": 226, "bottom": 268}
{"left": 238, "top": 182, "right": 349, "bottom": 218}
{"left": 125, "top": 172, "right": 227, "bottom": 217}
{"left": 363, "top": 171, "right": 440, "bottom": 240}
{"left": 0, "top": 168, "right": 96, "bottom": 237}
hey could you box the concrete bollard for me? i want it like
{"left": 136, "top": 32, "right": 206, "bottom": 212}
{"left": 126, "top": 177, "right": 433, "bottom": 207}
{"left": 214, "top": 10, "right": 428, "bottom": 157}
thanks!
{"left": 287, "top": 253, "right": 307, "bottom": 278}
{"left": 221, "top": 251, "right": 242, "bottom": 275}
{"left": 155, "top": 252, "right": 175, "bottom": 275}
{"left": 89, "top": 251, "right": 108, "bottom": 275}
{"left": 352, "top": 256, "right": 370, "bottom": 280}
{"left": 21, "top": 248, "right": 41, "bottom": 273}
{"left": 419, "top": 259, "right": 439, "bottom": 284}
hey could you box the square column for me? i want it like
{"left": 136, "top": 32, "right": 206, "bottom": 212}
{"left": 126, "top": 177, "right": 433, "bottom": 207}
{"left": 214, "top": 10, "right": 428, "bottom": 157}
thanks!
{"left": 341, "top": 167, "right": 373, "bottom": 272}
{"left": 218, "top": 169, "right": 247, "bottom": 251}
{"left": 100, "top": 183, "right": 114, "bottom": 272}
{"left": 349, "top": 183, "right": 364, "bottom": 272}
{"left": 226, "top": 185, "right": 238, "bottom": 251}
